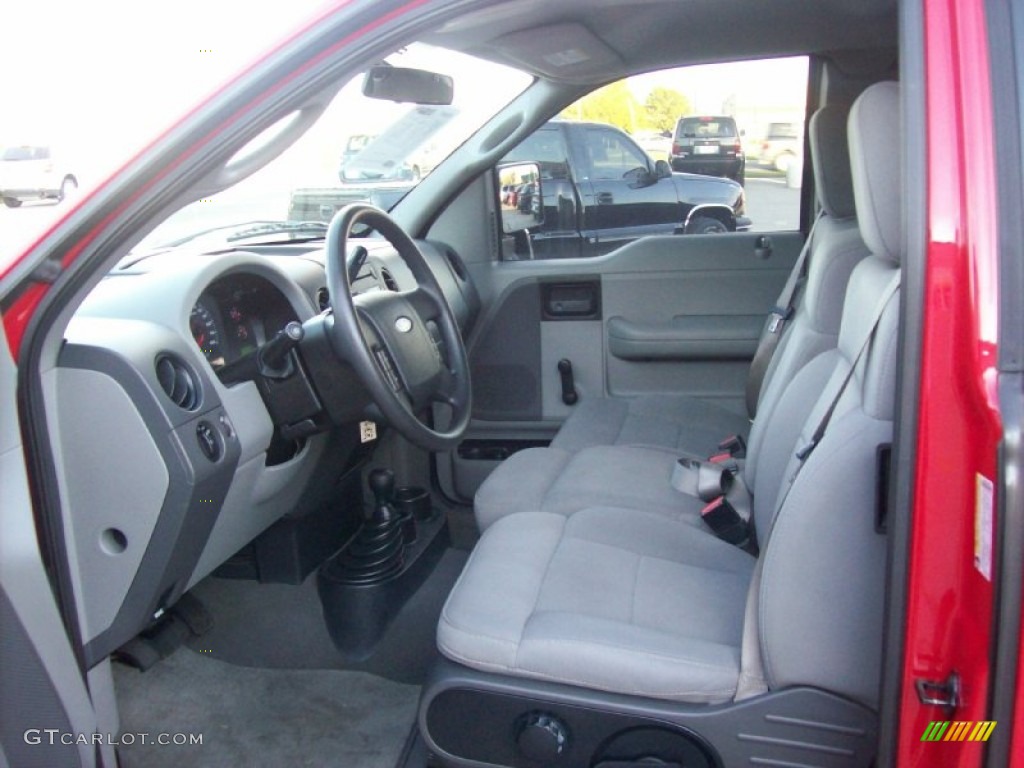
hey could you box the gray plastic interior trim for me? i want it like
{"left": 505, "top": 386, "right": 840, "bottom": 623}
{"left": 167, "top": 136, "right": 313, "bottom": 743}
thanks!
{"left": 481, "top": 231, "right": 803, "bottom": 302}
{"left": 188, "top": 433, "right": 327, "bottom": 587}
{"left": 421, "top": 660, "right": 879, "bottom": 768}
{"left": 607, "top": 314, "right": 763, "bottom": 361}
{"left": 86, "top": 660, "right": 118, "bottom": 768}
{"left": 48, "top": 251, "right": 339, "bottom": 663}
{"left": 1, "top": 340, "right": 97, "bottom": 768}
{"left": 54, "top": 367, "right": 170, "bottom": 644}
{"left": 540, "top": 321, "right": 603, "bottom": 419}
{"left": 0, "top": 589, "right": 79, "bottom": 768}
{"left": 56, "top": 344, "right": 240, "bottom": 665}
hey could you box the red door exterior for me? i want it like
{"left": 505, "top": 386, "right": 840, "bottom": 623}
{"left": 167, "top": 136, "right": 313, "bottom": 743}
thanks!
{"left": 898, "top": 0, "right": 1003, "bottom": 764}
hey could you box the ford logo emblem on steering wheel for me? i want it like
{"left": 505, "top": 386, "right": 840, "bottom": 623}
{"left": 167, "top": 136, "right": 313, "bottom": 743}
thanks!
{"left": 395, "top": 316, "right": 413, "bottom": 334}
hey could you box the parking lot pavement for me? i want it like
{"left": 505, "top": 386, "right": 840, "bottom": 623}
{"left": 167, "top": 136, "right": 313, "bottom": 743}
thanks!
{"left": 744, "top": 175, "right": 802, "bottom": 233}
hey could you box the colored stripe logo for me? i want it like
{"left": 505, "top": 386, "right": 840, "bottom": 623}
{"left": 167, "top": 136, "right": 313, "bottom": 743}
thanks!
{"left": 921, "top": 721, "right": 996, "bottom": 742}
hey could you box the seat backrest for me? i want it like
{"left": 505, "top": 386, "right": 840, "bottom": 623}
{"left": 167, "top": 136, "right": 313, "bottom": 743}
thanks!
{"left": 743, "top": 103, "right": 870, "bottom": 490}
{"left": 746, "top": 81, "right": 902, "bottom": 708}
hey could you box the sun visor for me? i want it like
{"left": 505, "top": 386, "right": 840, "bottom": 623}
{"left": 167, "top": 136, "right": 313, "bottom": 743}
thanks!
{"left": 491, "top": 23, "right": 623, "bottom": 81}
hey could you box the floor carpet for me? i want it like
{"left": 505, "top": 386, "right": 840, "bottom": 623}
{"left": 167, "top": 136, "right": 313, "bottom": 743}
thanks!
{"left": 113, "top": 649, "right": 419, "bottom": 768}
{"left": 185, "top": 548, "right": 468, "bottom": 684}
{"left": 113, "top": 547, "right": 469, "bottom": 767}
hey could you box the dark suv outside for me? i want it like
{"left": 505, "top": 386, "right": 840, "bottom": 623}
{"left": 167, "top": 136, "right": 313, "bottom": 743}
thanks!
{"left": 669, "top": 115, "right": 745, "bottom": 185}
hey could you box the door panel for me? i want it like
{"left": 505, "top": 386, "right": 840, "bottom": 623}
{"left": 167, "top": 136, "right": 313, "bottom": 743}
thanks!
{"left": 440, "top": 230, "right": 802, "bottom": 502}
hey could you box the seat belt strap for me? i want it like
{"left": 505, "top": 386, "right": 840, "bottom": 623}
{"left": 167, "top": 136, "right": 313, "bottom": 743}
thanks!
{"left": 745, "top": 210, "right": 826, "bottom": 417}
{"left": 795, "top": 270, "right": 901, "bottom": 463}
{"left": 771, "top": 269, "right": 900, "bottom": 518}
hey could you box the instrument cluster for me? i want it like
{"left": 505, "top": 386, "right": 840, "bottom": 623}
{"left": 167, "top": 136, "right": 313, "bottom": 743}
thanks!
{"left": 189, "top": 273, "right": 297, "bottom": 373}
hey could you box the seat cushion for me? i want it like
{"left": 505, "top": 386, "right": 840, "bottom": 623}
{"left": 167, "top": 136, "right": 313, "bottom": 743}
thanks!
{"left": 474, "top": 445, "right": 707, "bottom": 531}
{"left": 550, "top": 394, "right": 751, "bottom": 455}
{"left": 439, "top": 508, "right": 755, "bottom": 703}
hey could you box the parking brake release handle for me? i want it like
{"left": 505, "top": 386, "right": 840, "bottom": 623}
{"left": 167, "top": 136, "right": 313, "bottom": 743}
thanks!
{"left": 558, "top": 359, "right": 578, "bottom": 405}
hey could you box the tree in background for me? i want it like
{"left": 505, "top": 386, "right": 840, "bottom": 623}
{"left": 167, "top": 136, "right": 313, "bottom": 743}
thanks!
{"left": 643, "top": 87, "right": 691, "bottom": 133}
{"left": 560, "top": 81, "right": 642, "bottom": 132}
{"left": 561, "top": 82, "right": 692, "bottom": 135}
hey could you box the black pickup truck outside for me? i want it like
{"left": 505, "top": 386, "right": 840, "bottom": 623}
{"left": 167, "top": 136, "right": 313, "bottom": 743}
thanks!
{"left": 501, "top": 120, "right": 749, "bottom": 259}
{"left": 288, "top": 119, "right": 749, "bottom": 260}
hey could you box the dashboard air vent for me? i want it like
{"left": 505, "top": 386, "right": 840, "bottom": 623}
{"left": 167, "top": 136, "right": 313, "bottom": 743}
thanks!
{"left": 155, "top": 355, "right": 201, "bottom": 411}
{"left": 379, "top": 268, "right": 399, "bottom": 292}
{"left": 316, "top": 286, "right": 331, "bottom": 311}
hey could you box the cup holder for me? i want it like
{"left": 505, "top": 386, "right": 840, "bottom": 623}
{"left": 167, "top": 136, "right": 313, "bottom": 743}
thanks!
{"left": 394, "top": 486, "right": 432, "bottom": 521}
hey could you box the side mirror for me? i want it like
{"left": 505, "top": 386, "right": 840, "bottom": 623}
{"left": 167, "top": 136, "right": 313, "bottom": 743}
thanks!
{"left": 362, "top": 64, "right": 454, "bottom": 105}
{"left": 622, "top": 166, "right": 654, "bottom": 187}
{"left": 654, "top": 159, "right": 672, "bottom": 179}
{"left": 497, "top": 162, "right": 544, "bottom": 233}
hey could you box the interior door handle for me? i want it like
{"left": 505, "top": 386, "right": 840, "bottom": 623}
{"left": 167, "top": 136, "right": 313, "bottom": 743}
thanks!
{"left": 597, "top": 192, "right": 614, "bottom": 205}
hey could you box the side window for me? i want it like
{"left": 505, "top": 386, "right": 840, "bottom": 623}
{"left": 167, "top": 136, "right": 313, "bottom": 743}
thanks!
{"left": 495, "top": 56, "right": 808, "bottom": 259}
{"left": 573, "top": 57, "right": 809, "bottom": 235}
{"left": 581, "top": 128, "right": 649, "bottom": 180}
{"left": 501, "top": 128, "right": 571, "bottom": 180}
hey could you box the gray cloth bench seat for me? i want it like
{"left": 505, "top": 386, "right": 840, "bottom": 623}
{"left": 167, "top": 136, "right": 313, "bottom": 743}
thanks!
{"left": 440, "top": 83, "right": 903, "bottom": 713}
{"left": 473, "top": 348, "right": 835, "bottom": 532}
{"left": 439, "top": 507, "right": 755, "bottom": 704}
{"left": 475, "top": 103, "right": 870, "bottom": 532}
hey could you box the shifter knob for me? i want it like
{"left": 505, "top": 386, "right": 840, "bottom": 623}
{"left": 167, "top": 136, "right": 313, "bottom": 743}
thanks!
{"left": 368, "top": 468, "right": 397, "bottom": 523}
{"left": 368, "top": 468, "right": 395, "bottom": 505}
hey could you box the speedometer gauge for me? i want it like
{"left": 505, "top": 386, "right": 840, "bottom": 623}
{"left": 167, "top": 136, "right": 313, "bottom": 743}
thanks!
{"left": 190, "top": 302, "right": 223, "bottom": 367}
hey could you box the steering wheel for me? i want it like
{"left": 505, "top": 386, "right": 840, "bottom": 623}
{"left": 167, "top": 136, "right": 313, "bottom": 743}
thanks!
{"left": 324, "top": 204, "right": 472, "bottom": 451}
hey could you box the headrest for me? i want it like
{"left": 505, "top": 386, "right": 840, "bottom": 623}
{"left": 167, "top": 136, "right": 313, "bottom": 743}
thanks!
{"left": 809, "top": 104, "right": 855, "bottom": 219}
{"left": 848, "top": 82, "right": 901, "bottom": 263}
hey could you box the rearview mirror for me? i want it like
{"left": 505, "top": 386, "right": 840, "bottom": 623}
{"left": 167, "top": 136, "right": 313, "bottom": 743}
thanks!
{"left": 497, "top": 162, "right": 544, "bottom": 234}
{"left": 362, "top": 65, "right": 454, "bottom": 105}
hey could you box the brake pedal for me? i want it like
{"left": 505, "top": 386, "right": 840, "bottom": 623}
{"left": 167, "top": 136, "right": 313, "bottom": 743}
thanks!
{"left": 113, "top": 593, "right": 212, "bottom": 671}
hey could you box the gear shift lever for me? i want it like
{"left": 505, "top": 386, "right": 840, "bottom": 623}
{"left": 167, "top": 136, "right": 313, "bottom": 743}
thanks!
{"left": 329, "top": 468, "right": 407, "bottom": 584}
{"left": 370, "top": 467, "right": 417, "bottom": 543}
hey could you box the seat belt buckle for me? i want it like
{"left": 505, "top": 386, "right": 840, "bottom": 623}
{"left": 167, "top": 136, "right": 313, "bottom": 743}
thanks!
{"left": 700, "top": 496, "right": 749, "bottom": 546}
{"left": 717, "top": 433, "right": 747, "bottom": 459}
{"left": 673, "top": 457, "right": 734, "bottom": 500}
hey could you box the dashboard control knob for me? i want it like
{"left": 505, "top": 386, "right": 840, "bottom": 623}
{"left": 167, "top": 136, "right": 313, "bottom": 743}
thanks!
{"left": 196, "top": 421, "right": 221, "bottom": 461}
{"left": 516, "top": 712, "right": 568, "bottom": 763}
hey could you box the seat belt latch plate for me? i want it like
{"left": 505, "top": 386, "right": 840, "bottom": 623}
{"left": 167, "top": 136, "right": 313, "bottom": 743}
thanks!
{"left": 767, "top": 306, "right": 791, "bottom": 334}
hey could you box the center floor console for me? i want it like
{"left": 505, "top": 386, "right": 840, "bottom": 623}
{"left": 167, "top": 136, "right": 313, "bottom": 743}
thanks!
{"left": 318, "top": 468, "right": 449, "bottom": 661}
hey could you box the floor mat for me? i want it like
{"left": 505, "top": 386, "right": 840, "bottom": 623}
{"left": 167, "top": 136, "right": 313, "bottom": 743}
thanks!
{"left": 114, "top": 649, "right": 418, "bottom": 768}
{"left": 186, "top": 548, "right": 468, "bottom": 684}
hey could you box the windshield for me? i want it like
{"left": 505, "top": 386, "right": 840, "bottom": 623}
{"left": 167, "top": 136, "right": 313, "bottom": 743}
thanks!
{"left": 137, "top": 44, "right": 531, "bottom": 250}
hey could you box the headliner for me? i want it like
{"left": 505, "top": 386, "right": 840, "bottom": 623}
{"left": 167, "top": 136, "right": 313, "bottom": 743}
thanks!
{"left": 423, "top": 0, "right": 897, "bottom": 84}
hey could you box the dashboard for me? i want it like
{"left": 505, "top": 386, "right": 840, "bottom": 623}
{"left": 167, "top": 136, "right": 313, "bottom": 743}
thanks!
{"left": 51, "top": 236, "right": 480, "bottom": 667}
